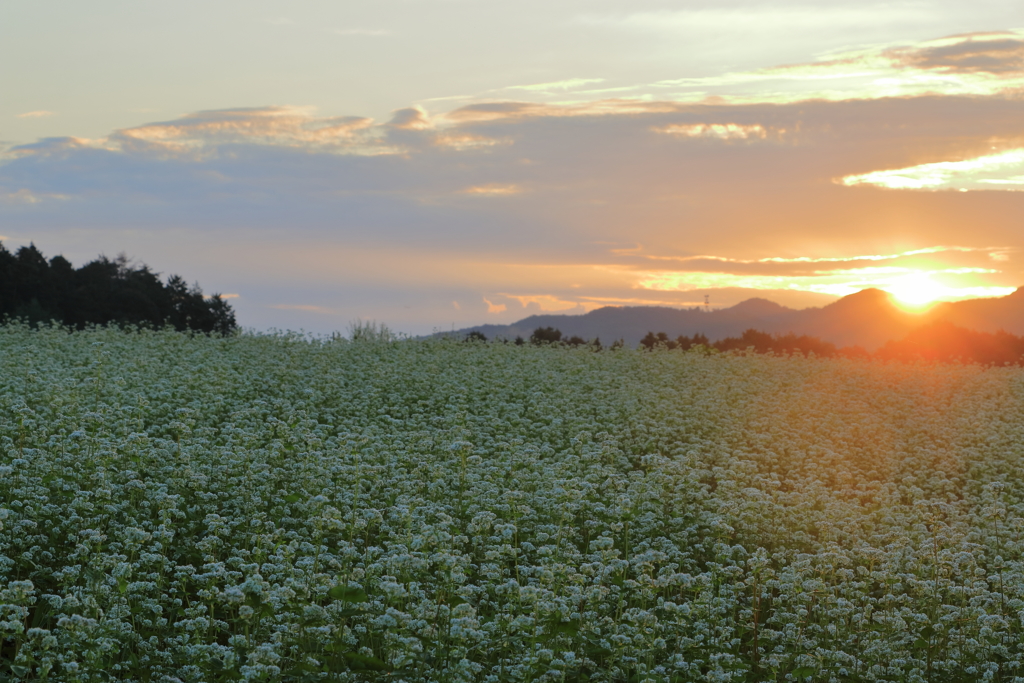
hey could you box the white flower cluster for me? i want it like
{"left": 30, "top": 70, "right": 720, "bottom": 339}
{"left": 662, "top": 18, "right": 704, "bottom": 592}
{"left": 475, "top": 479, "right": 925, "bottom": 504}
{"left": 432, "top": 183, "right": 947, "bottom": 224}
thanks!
{"left": 2, "top": 324, "right": 1024, "bottom": 682}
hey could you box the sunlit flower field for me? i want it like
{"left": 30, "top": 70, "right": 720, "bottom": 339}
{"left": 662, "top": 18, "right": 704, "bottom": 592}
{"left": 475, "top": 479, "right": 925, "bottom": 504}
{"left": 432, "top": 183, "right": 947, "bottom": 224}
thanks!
{"left": 2, "top": 326, "right": 1024, "bottom": 682}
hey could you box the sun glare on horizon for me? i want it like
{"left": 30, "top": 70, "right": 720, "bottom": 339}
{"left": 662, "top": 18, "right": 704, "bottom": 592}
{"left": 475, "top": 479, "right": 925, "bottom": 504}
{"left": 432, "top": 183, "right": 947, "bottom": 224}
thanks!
{"left": 883, "top": 272, "right": 981, "bottom": 312}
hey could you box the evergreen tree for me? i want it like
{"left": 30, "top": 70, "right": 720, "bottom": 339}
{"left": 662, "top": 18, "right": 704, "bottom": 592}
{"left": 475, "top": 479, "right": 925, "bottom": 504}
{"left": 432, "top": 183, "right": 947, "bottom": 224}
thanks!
{"left": 0, "top": 242, "right": 237, "bottom": 334}
{"left": 530, "top": 327, "right": 562, "bottom": 345}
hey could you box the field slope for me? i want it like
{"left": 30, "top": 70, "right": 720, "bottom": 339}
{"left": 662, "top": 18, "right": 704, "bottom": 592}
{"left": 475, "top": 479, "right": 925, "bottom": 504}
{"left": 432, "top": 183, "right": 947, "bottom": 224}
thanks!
{"left": 2, "top": 326, "right": 1024, "bottom": 682}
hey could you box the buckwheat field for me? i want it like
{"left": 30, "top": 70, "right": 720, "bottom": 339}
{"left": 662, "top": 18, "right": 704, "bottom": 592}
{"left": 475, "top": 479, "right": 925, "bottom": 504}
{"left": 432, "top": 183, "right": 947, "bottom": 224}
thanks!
{"left": 3, "top": 325, "right": 1024, "bottom": 682}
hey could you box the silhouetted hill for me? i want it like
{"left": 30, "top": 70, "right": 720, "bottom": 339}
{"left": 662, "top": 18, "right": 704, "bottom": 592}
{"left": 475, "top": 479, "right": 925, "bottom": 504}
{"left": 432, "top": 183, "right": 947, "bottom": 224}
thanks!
{"left": 449, "top": 287, "right": 1024, "bottom": 350}
{"left": 877, "top": 321, "right": 1024, "bottom": 365}
{"left": 776, "top": 288, "right": 917, "bottom": 350}
{"left": 929, "top": 287, "right": 1024, "bottom": 335}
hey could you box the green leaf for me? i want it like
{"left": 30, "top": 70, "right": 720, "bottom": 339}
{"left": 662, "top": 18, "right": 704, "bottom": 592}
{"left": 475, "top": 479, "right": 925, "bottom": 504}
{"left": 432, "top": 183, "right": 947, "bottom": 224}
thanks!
{"left": 9, "top": 667, "right": 30, "bottom": 678}
{"left": 284, "top": 493, "right": 302, "bottom": 504}
{"left": 792, "top": 666, "right": 815, "bottom": 680}
{"left": 551, "top": 620, "right": 580, "bottom": 636}
{"left": 584, "top": 643, "right": 613, "bottom": 658}
{"left": 343, "top": 652, "right": 388, "bottom": 671}
{"left": 328, "top": 585, "right": 368, "bottom": 603}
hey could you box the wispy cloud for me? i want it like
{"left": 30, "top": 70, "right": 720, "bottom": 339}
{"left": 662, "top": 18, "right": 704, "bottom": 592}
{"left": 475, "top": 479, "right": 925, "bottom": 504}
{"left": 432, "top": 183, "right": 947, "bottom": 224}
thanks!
{"left": 647, "top": 31, "right": 1024, "bottom": 104}
{"left": 500, "top": 294, "right": 601, "bottom": 313}
{"left": 637, "top": 246, "right": 1009, "bottom": 271}
{"left": 118, "top": 107, "right": 379, "bottom": 152}
{"left": 363, "top": 31, "right": 1024, "bottom": 124}
{"left": 388, "top": 107, "right": 431, "bottom": 130}
{"left": 0, "top": 188, "right": 69, "bottom": 204}
{"left": 506, "top": 78, "right": 605, "bottom": 92}
{"left": 653, "top": 123, "right": 769, "bottom": 140}
{"left": 17, "top": 111, "right": 54, "bottom": 119}
{"left": 891, "top": 32, "right": 1024, "bottom": 75}
{"left": 3, "top": 107, "right": 400, "bottom": 160}
{"left": 842, "top": 149, "right": 1024, "bottom": 191}
{"left": 3, "top": 105, "right": 513, "bottom": 163}
{"left": 442, "top": 99, "right": 681, "bottom": 124}
{"left": 460, "top": 183, "right": 522, "bottom": 197}
{"left": 630, "top": 266, "right": 1015, "bottom": 301}
{"left": 620, "top": 245, "right": 1017, "bottom": 303}
{"left": 434, "top": 132, "right": 510, "bottom": 150}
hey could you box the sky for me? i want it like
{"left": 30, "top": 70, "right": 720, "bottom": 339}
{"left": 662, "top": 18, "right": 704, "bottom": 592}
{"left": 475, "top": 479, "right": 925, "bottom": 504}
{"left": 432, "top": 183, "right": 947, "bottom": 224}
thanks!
{"left": 3, "top": 1, "right": 1024, "bottom": 334}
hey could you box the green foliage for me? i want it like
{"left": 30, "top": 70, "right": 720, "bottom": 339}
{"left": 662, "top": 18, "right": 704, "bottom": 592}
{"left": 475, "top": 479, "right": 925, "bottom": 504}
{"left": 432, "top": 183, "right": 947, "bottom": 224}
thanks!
{"left": 0, "top": 326, "right": 1023, "bottom": 681}
{"left": 877, "top": 320, "right": 1024, "bottom": 365}
{"left": 530, "top": 326, "right": 562, "bottom": 344}
{"left": 347, "top": 319, "right": 398, "bottom": 342}
{"left": 0, "top": 242, "right": 237, "bottom": 334}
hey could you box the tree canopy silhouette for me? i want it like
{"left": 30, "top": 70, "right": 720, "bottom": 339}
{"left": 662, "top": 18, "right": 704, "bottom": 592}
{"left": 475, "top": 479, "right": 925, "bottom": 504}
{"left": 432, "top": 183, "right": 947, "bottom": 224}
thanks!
{"left": 637, "top": 323, "right": 1024, "bottom": 366}
{"left": 641, "top": 328, "right": 839, "bottom": 356}
{"left": 530, "top": 326, "right": 562, "bottom": 345}
{"left": 875, "top": 321, "right": 1024, "bottom": 366}
{"left": 0, "top": 243, "right": 237, "bottom": 334}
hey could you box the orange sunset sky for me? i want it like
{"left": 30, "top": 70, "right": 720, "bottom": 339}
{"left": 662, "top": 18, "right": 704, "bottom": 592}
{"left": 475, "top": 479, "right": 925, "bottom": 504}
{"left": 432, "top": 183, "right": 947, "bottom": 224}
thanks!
{"left": 3, "top": 1, "right": 1024, "bottom": 333}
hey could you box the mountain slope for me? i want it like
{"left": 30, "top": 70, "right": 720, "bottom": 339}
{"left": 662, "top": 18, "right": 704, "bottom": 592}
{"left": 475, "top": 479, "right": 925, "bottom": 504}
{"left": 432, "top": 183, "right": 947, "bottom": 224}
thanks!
{"left": 448, "top": 287, "right": 1024, "bottom": 350}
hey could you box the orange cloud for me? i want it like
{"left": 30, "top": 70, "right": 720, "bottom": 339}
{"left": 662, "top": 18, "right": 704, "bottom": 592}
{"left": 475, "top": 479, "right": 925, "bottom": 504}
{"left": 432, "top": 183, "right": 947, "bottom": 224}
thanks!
{"left": 630, "top": 265, "right": 1014, "bottom": 303}
{"left": 653, "top": 123, "right": 769, "bottom": 140}
{"left": 118, "top": 107, "right": 378, "bottom": 151}
{"left": 841, "top": 149, "right": 1024, "bottom": 191}
{"left": 650, "top": 31, "right": 1024, "bottom": 105}
{"left": 888, "top": 32, "right": 1024, "bottom": 76}
{"left": 501, "top": 294, "right": 602, "bottom": 313}
{"left": 388, "top": 107, "right": 431, "bottom": 130}
{"left": 442, "top": 99, "right": 681, "bottom": 124}
{"left": 460, "top": 183, "right": 522, "bottom": 196}
{"left": 3, "top": 108, "right": 394, "bottom": 160}
{"left": 483, "top": 297, "right": 506, "bottom": 313}
{"left": 434, "top": 132, "right": 510, "bottom": 150}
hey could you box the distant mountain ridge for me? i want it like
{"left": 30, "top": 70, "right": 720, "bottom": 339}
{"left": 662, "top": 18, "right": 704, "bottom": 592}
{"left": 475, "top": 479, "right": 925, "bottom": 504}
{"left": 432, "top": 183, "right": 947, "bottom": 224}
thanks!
{"left": 449, "top": 288, "right": 1024, "bottom": 350}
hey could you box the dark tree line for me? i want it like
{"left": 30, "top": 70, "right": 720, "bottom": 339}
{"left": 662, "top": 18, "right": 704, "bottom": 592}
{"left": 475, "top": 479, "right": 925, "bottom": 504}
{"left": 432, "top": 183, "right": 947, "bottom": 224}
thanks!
{"left": 640, "top": 324, "right": 1024, "bottom": 366}
{"left": 0, "top": 243, "right": 237, "bottom": 334}
{"left": 640, "top": 328, "right": 847, "bottom": 357}
{"left": 466, "top": 323, "right": 1024, "bottom": 367}
{"left": 875, "top": 321, "right": 1024, "bottom": 366}
{"left": 528, "top": 326, "right": 605, "bottom": 349}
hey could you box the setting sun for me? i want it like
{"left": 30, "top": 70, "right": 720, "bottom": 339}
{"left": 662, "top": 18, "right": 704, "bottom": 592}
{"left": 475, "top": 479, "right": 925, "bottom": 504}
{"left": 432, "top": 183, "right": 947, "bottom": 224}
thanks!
{"left": 886, "top": 272, "right": 945, "bottom": 310}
